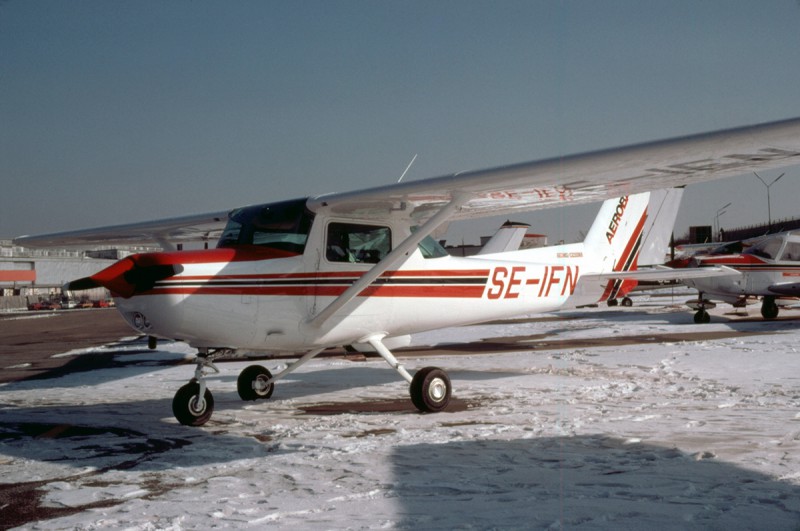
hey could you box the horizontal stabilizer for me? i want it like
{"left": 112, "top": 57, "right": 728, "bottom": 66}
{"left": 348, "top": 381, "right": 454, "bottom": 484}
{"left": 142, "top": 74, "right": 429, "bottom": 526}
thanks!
{"left": 477, "top": 221, "right": 530, "bottom": 255}
{"left": 583, "top": 265, "right": 740, "bottom": 284}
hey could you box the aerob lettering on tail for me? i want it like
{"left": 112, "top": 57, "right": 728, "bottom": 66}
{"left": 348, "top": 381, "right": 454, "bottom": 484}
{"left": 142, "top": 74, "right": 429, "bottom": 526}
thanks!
{"left": 606, "top": 196, "right": 629, "bottom": 244}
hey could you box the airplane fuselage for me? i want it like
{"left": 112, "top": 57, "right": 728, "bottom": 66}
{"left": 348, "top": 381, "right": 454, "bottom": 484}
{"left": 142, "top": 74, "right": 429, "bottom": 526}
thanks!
{"left": 96, "top": 192, "right": 648, "bottom": 354}
{"left": 113, "top": 247, "right": 600, "bottom": 353}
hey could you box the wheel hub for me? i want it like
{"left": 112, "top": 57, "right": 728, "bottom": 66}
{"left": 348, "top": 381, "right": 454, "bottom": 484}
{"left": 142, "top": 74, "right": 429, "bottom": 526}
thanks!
{"left": 254, "top": 375, "right": 269, "bottom": 393}
{"left": 189, "top": 396, "right": 206, "bottom": 415}
{"left": 428, "top": 377, "right": 447, "bottom": 402}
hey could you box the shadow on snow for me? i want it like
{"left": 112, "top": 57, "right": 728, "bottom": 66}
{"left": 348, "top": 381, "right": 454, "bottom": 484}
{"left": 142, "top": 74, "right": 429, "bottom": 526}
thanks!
{"left": 390, "top": 435, "right": 800, "bottom": 529}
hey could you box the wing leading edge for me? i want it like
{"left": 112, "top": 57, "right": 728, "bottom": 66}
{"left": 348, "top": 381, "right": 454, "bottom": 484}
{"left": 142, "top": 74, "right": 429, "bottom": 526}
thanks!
{"left": 15, "top": 210, "right": 231, "bottom": 250}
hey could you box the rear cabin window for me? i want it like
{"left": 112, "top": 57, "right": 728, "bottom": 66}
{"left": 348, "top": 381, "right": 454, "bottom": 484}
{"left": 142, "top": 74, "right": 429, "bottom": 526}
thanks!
{"left": 744, "top": 238, "right": 782, "bottom": 260}
{"left": 780, "top": 241, "right": 800, "bottom": 262}
{"left": 217, "top": 198, "right": 314, "bottom": 254}
{"left": 326, "top": 223, "right": 391, "bottom": 263}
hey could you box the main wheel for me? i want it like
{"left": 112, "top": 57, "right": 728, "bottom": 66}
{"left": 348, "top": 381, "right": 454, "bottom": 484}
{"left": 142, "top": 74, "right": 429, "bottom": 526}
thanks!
{"left": 761, "top": 297, "right": 779, "bottom": 319}
{"left": 693, "top": 309, "right": 710, "bottom": 324}
{"left": 621, "top": 297, "right": 633, "bottom": 307}
{"left": 172, "top": 381, "right": 214, "bottom": 426}
{"left": 237, "top": 365, "right": 274, "bottom": 401}
{"left": 410, "top": 367, "right": 451, "bottom": 413}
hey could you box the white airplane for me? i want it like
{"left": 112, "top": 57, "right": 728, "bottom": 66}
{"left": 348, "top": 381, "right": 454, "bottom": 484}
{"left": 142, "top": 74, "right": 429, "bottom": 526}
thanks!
{"left": 680, "top": 230, "right": 800, "bottom": 323}
{"left": 15, "top": 117, "right": 800, "bottom": 426}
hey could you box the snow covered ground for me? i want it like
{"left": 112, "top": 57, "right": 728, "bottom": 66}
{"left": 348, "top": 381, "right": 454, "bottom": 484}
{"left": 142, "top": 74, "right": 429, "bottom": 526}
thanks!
{"left": 2, "top": 292, "right": 800, "bottom": 529}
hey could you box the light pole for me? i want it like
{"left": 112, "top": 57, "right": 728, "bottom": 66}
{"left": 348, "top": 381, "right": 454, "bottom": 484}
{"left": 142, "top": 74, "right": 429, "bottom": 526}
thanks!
{"left": 714, "top": 202, "right": 731, "bottom": 242}
{"left": 753, "top": 172, "right": 785, "bottom": 233}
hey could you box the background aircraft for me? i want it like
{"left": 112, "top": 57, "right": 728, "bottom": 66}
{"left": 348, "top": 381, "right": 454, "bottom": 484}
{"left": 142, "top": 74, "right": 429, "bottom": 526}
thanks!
{"left": 680, "top": 230, "right": 800, "bottom": 323}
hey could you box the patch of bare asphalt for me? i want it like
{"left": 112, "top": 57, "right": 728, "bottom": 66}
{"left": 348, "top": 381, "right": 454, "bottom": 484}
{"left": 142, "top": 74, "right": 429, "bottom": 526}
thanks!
{"left": 0, "top": 423, "right": 191, "bottom": 530}
{"left": 298, "top": 397, "right": 476, "bottom": 416}
{"left": 393, "top": 329, "right": 778, "bottom": 357}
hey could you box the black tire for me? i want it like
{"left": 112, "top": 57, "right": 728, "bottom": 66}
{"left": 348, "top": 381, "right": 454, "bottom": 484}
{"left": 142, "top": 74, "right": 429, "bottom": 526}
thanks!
{"left": 410, "top": 367, "right": 451, "bottom": 413}
{"left": 172, "top": 381, "right": 214, "bottom": 426}
{"left": 148, "top": 336, "right": 157, "bottom": 350}
{"left": 761, "top": 298, "right": 779, "bottom": 319}
{"left": 621, "top": 297, "right": 633, "bottom": 307}
{"left": 607, "top": 299, "right": 619, "bottom": 307}
{"left": 693, "top": 310, "right": 710, "bottom": 324}
{"left": 237, "top": 365, "right": 274, "bottom": 401}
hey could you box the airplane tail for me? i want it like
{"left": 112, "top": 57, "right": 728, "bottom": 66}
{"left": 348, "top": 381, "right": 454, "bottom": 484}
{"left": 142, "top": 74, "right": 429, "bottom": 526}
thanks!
{"left": 637, "top": 187, "right": 684, "bottom": 266}
{"left": 477, "top": 220, "right": 530, "bottom": 255}
{"left": 582, "top": 192, "right": 650, "bottom": 302}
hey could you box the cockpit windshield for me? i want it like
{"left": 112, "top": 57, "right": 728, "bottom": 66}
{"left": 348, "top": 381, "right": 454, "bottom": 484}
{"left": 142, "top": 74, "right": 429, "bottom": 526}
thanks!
{"left": 217, "top": 198, "right": 314, "bottom": 254}
{"left": 743, "top": 236, "right": 782, "bottom": 260}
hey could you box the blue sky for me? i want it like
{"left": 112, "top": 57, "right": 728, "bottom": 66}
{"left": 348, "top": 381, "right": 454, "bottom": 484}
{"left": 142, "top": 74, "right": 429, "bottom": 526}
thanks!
{"left": 2, "top": 1, "right": 800, "bottom": 244}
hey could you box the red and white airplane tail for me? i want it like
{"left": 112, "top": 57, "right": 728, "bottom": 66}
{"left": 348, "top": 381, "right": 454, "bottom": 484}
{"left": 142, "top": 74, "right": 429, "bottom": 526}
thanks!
{"left": 574, "top": 192, "right": 649, "bottom": 304}
{"left": 582, "top": 192, "right": 649, "bottom": 275}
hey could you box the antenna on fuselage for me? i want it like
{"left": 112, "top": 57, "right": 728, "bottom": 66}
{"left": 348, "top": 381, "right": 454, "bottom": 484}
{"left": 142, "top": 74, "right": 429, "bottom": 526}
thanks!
{"left": 397, "top": 154, "right": 418, "bottom": 183}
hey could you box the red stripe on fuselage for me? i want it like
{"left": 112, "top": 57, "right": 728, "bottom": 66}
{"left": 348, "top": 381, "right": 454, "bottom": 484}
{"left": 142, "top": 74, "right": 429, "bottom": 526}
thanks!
{"left": 139, "top": 284, "right": 486, "bottom": 298}
{"left": 174, "top": 269, "right": 491, "bottom": 282}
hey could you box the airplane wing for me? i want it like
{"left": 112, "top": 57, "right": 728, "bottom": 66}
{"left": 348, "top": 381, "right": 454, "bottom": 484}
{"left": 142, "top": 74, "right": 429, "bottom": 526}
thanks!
{"left": 14, "top": 116, "right": 800, "bottom": 249}
{"left": 308, "top": 117, "right": 800, "bottom": 222}
{"left": 15, "top": 210, "right": 231, "bottom": 250}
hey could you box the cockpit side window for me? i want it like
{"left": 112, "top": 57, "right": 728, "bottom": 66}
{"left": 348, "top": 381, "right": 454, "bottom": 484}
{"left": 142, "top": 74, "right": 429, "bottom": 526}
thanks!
{"left": 217, "top": 198, "right": 314, "bottom": 254}
{"left": 326, "top": 222, "right": 391, "bottom": 264}
{"left": 744, "top": 238, "right": 782, "bottom": 260}
{"left": 780, "top": 241, "right": 800, "bottom": 262}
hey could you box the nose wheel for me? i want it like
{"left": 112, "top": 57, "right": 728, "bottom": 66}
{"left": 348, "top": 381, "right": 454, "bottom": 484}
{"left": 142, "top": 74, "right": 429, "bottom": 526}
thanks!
{"left": 689, "top": 292, "right": 714, "bottom": 324}
{"left": 172, "top": 350, "right": 220, "bottom": 426}
{"left": 172, "top": 380, "right": 214, "bottom": 426}
{"left": 693, "top": 309, "right": 711, "bottom": 324}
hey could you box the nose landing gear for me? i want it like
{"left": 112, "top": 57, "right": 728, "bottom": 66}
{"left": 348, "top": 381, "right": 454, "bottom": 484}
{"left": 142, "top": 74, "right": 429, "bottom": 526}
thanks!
{"left": 688, "top": 292, "right": 715, "bottom": 324}
{"left": 172, "top": 350, "right": 220, "bottom": 426}
{"left": 172, "top": 381, "right": 214, "bottom": 426}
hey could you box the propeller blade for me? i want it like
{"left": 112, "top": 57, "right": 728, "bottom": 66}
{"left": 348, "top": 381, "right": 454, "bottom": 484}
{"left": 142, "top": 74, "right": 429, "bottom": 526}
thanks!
{"left": 64, "top": 260, "right": 184, "bottom": 298}
{"left": 64, "top": 276, "right": 101, "bottom": 291}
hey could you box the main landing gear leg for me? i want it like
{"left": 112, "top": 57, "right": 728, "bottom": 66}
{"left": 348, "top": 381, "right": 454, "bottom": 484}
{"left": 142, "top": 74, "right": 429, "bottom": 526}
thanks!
{"left": 172, "top": 349, "right": 221, "bottom": 426}
{"left": 366, "top": 335, "right": 452, "bottom": 413}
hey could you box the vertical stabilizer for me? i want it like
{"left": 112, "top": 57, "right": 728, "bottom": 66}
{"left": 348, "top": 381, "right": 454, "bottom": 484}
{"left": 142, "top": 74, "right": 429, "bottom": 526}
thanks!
{"left": 638, "top": 187, "right": 684, "bottom": 266}
{"left": 583, "top": 192, "right": 650, "bottom": 301}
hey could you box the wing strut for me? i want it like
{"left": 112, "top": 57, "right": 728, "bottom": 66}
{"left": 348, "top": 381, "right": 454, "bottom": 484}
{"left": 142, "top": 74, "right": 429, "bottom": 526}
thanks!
{"left": 307, "top": 193, "right": 471, "bottom": 328}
